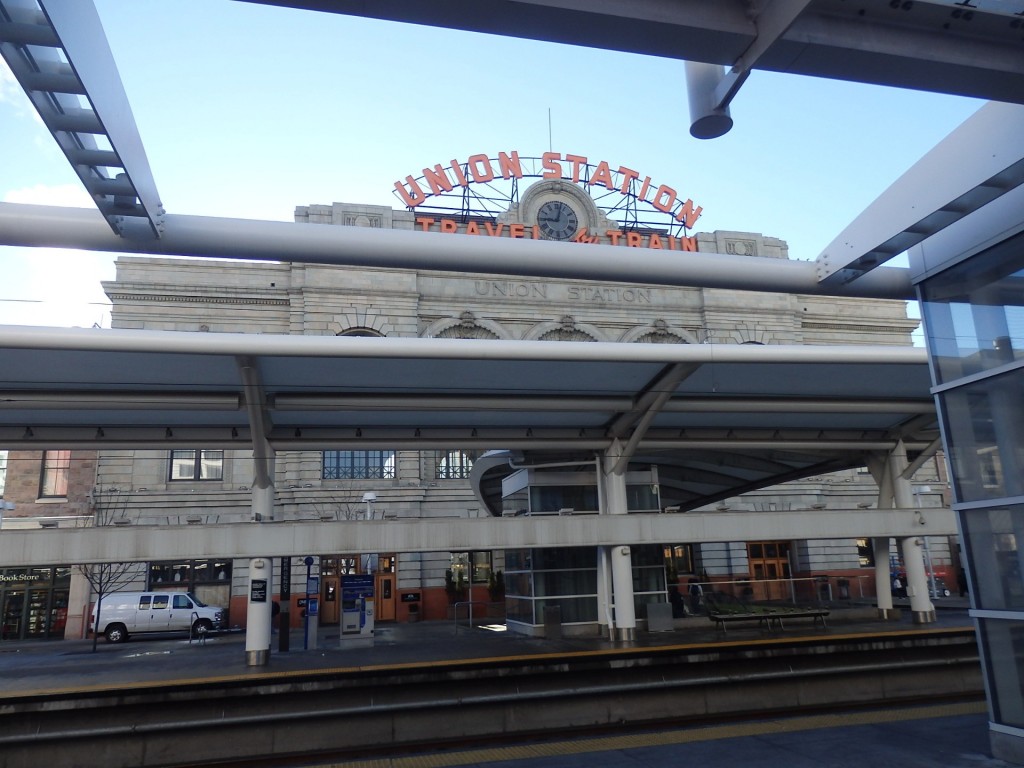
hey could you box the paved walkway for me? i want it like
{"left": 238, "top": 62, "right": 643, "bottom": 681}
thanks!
{"left": 0, "top": 599, "right": 974, "bottom": 698}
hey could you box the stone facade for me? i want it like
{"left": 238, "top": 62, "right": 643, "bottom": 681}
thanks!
{"left": 0, "top": 187, "right": 953, "bottom": 635}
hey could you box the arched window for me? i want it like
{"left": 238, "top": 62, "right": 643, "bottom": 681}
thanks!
{"left": 437, "top": 450, "right": 474, "bottom": 479}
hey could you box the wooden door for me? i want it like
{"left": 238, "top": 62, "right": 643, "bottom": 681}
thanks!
{"left": 321, "top": 576, "right": 340, "bottom": 624}
{"left": 375, "top": 573, "right": 396, "bottom": 622}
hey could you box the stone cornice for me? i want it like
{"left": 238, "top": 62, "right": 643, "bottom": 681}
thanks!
{"left": 107, "top": 292, "right": 289, "bottom": 307}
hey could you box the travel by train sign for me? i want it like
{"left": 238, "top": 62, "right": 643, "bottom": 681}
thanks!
{"left": 393, "top": 151, "right": 703, "bottom": 246}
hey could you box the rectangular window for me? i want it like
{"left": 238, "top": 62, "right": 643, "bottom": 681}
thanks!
{"left": 169, "top": 450, "right": 224, "bottom": 481}
{"left": 857, "top": 538, "right": 876, "bottom": 568}
{"left": 322, "top": 450, "right": 395, "bottom": 480}
{"left": 450, "top": 551, "right": 492, "bottom": 584}
{"left": 39, "top": 450, "right": 71, "bottom": 498}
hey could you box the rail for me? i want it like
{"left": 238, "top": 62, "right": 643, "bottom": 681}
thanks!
{"left": 452, "top": 600, "right": 492, "bottom": 634}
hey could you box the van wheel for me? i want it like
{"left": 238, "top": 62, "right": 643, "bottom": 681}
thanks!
{"left": 192, "top": 619, "right": 213, "bottom": 637}
{"left": 105, "top": 624, "right": 128, "bottom": 644}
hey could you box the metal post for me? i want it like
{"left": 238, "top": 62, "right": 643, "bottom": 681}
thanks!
{"left": 278, "top": 556, "right": 290, "bottom": 652}
{"left": 303, "top": 556, "right": 313, "bottom": 651}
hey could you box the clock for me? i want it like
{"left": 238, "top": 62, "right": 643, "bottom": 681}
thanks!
{"left": 537, "top": 200, "right": 579, "bottom": 241}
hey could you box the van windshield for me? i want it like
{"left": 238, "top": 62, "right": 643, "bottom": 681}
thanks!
{"left": 188, "top": 592, "right": 207, "bottom": 607}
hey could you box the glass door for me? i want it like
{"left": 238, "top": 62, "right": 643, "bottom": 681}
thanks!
{"left": 2, "top": 591, "right": 25, "bottom": 640}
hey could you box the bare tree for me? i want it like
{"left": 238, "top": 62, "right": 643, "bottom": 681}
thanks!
{"left": 311, "top": 491, "right": 369, "bottom": 521}
{"left": 78, "top": 488, "right": 145, "bottom": 651}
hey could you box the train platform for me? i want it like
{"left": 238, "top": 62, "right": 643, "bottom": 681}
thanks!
{"left": 316, "top": 701, "right": 1001, "bottom": 768}
{"left": 0, "top": 597, "right": 974, "bottom": 699}
{"left": 0, "top": 598, "right": 986, "bottom": 768}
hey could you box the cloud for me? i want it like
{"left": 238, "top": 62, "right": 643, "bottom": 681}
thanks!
{"left": 0, "top": 58, "right": 18, "bottom": 104}
{"left": 3, "top": 183, "right": 93, "bottom": 207}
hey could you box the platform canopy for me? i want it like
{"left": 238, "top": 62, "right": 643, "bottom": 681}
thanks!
{"left": 0, "top": 325, "right": 937, "bottom": 512}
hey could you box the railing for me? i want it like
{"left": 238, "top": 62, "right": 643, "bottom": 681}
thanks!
{"left": 677, "top": 575, "right": 874, "bottom": 610}
{"left": 452, "top": 600, "right": 495, "bottom": 634}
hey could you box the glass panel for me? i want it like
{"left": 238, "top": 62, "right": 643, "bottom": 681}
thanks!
{"left": 199, "top": 450, "right": 223, "bottom": 480}
{"left": 24, "top": 590, "right": 48, "bottom": 638}
{"left": 529, "top": 485, "right": 599, "bottom": 514}
{"left": 2, "top": 591, "right": 24, "bottom": 640}
{"left": 921, "top": 230, "right": 1024, "bottom": 384}
{"left": 633, "top": 566, "right": 666, "bottom": 594}
{"left": 962, "top": 505, "right": 1024, "bottom": 610}
{"left": 535, "top": 597, "right": 597, "bottom": 623}
{"left": 152, "top": 595, "right": 169, "bottom": 609}
{"left": 170, "top": 450, "right": 198, "bottom": 480}
{"left": 48, "top": 590, "right": 68, "bottom": 638}
{"left": 979, "top": 618, "right": 1024, "bottom": 729}
{"left": 504, "top": 549, "right": 531, "bottom": 571}
{"left": 138, "top": 596, "right": 152, "bottom": 609}
{"left": 626, "top": 483, "right": 660, "bottom": 511}
{"left": 322, "top": 450, "right": 396, "bottom": 480}
{"left": 941, "top": 368, "right": 1024, "bottom": 502}
{"left": 534, "top": 570, "right": 597, "bottom": 597}
{"left": 504, "top": 597, "right": 534, "bottom": 624}
{"left": 40, "top": 450, "right": 71, "bottom": 497}
{"left": 470, "top": 552, "right": 492, "bottom": 583}
{"left": 437, "top": 450, "right": 474, "bottom": 479}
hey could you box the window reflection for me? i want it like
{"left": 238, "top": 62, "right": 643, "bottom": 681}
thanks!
{"left": 921, "top": 229, "right": 1024, "bottom": 384}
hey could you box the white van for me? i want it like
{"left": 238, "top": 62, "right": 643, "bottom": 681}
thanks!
{"left": 91, "top": 591, "right": 225, "bottom": 643}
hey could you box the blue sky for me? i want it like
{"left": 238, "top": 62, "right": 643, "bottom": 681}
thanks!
{"left": 0, "top": 0, "right": 984, "bottom": 328}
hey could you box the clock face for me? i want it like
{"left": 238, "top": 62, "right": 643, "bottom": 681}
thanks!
{"left": 537, "top": 200, "right": 579, "bottom": 241}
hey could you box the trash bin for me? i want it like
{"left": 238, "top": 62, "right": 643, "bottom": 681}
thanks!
{"left": 837, "top": 578, "right": 850, "bottom": 600}
{"left": 543, "top": 605, "right": 562, "bottom": 640}
{"left": 817, "top": 577, "right": 832, "bottom": 602}
{"left": 407, "top": 603, "right": 420, "bottom": 623}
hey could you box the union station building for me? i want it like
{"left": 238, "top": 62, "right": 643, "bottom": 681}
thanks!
{"left": 0, "top": 169, "right": 952, "bottom": 641}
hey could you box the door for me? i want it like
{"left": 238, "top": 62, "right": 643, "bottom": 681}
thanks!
{"left": 2, "top": 591, "right": 24, "bottom": 640}
{"left": 168, "top": 594, "right": 195, "bottom": 631}
{"left": 748, "top": 541, "right": 792, "bottom": 600}
{"left": 148, "top": 593, "right": 171, "bottom": 631}
{"left": 321, "top": 577, "right": 340, "bottom": 625}
{"left": 375, "top": 573, "right": 396, "bottom": 622}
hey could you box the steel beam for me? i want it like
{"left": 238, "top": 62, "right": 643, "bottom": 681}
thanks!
{"left": 817, "top": 101, "right": 1024, "bottom": 286}
{"left": 0, "top": 0, "right": 163, "bottom": 238}
{"left": 0, "top": 203, "right": 916, "bottom": 299}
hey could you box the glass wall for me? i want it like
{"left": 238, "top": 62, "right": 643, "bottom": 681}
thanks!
{"left": 920, "top": 227, "right": 1024, "bottom": 745}
{"left": 921, "top": 230, "right": 1024, "bottom": 385}
{"left": 504, "top": 545, "right": 667, "bottom": 629}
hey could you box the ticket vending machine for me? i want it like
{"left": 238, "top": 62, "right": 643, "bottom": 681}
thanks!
{"left": 340, "top": 574, "right": 375, "bottom": 648}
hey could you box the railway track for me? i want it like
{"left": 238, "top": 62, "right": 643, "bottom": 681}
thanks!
{"left": 0, "top": 627, "right": 983, "bottom": 768}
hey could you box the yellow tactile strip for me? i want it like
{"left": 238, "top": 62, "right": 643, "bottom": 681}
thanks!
{"left": 1, "top": 624, "right": 975, "bottom": 701}
{"left": 314, "top": 700, "right": 988, "bottom": 768}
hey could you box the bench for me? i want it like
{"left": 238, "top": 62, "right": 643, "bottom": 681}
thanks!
{"left": 704, "top": 593, "right": 829, "bottom": 633}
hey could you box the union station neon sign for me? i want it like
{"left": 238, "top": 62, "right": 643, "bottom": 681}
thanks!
{"left": 394, "top": 151, "right": 703, "bottom": 230}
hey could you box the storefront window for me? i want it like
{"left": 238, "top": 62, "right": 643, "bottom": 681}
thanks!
{"left": 149, "top": 559, "right": 231, "bottom": 588}
{"left": 0, "top": 566, "right": 67, "bottom": 641}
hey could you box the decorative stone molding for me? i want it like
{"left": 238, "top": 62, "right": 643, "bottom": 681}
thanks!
{"left": 527, "top": 315, "right": 604, "bottom": 342}
{"left": 620, "top": 319, "right": 697, "bottom": 344}
{"left": 327, "top": 309, "right": 391, "bottom": 337}
{"left": 422, "top": 312, "right": 508, "bottom": 339}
